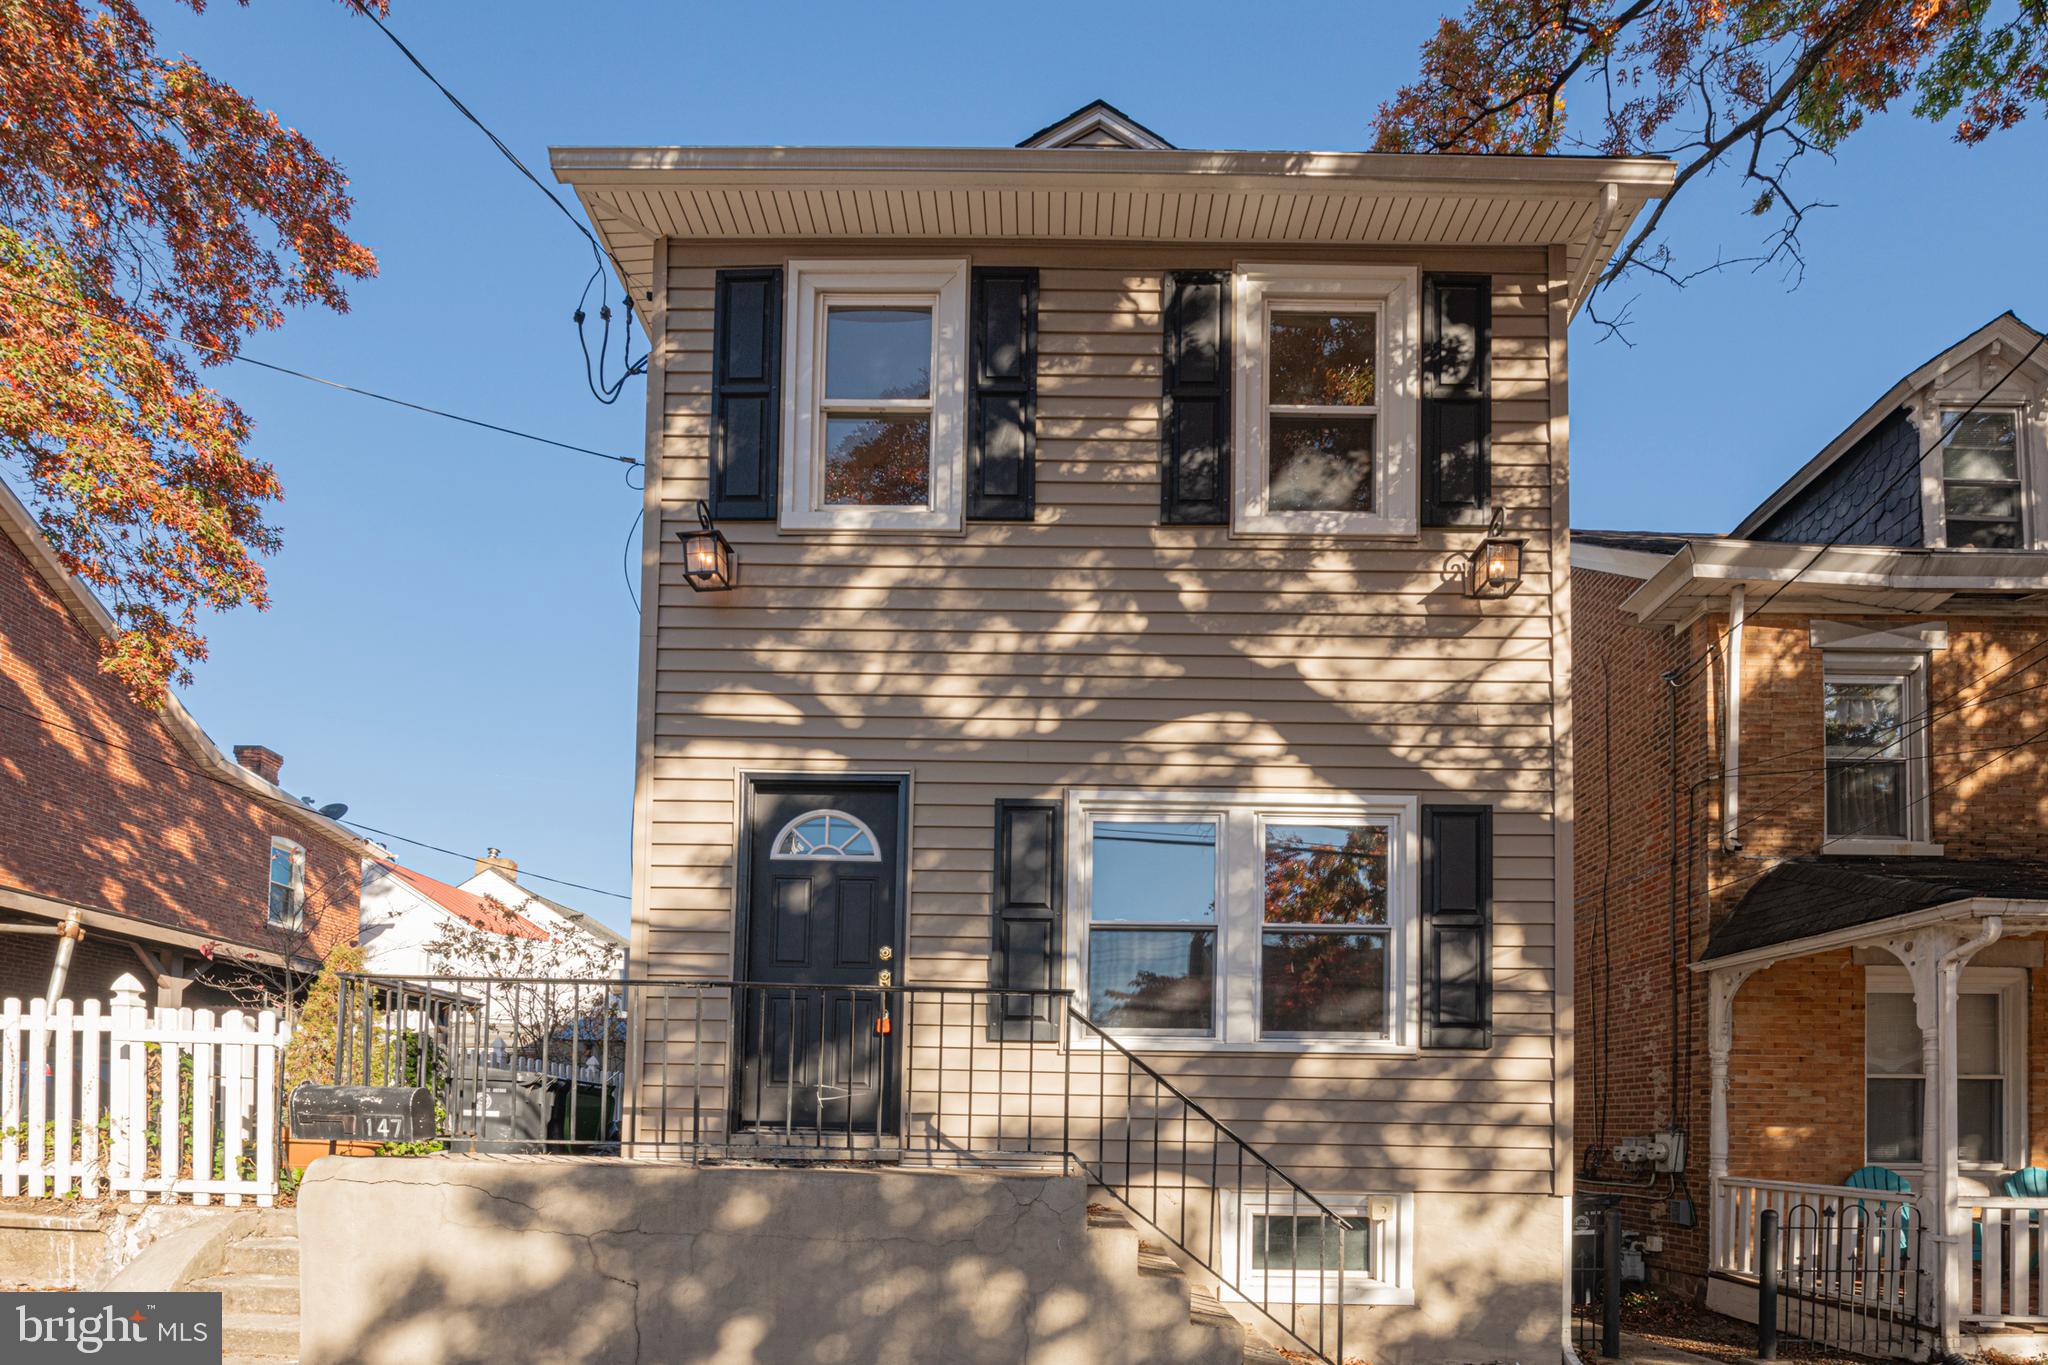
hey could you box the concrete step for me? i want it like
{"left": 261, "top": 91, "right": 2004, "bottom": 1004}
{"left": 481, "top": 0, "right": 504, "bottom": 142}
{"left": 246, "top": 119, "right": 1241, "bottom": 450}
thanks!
{"left": 221, "top": 1237, "right": 299, "bottom": 1277}
{"left": 221, "top": 1312, "right": 299, "bottom": 1358}
{"left": 192, "top": 1272, "right": 299, "bottom": 1316}
{"left": 1086, "top": 1204, "right": 1246, "bottom": 1365}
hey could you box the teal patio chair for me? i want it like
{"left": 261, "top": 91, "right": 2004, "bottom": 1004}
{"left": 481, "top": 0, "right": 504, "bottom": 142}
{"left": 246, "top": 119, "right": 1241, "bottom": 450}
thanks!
{"left": 1996, "top": 1167, "right": 2048, "bottom": 1268}
{"left": 1843, "top": 1165, "right": 1914, "bottom": 1256}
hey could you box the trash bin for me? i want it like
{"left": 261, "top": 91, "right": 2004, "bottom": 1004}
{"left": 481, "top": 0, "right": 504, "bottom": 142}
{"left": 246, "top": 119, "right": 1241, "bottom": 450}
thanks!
{"left": 547, "top": 1077, "right": 613, "bottom": 1147}
{"left": 451, "top": 1067, "right": 556, "bottom": 1153}
{"left": 1572, "top": 1194, "right": 1618, "bottom": 1307}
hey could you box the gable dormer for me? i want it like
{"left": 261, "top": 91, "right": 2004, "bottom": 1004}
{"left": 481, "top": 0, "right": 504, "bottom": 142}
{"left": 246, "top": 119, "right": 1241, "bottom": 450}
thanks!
{"left": 1738, "top": 312, "right": 2048, "bottom": 550}
{"left": 1016, "top": 99, "right": 1174, "bottom": 150}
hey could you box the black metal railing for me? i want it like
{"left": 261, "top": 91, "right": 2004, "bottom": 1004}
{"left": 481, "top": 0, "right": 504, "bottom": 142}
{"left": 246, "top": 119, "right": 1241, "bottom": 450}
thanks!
{"left": 1571, "top": 1204, "right": 1621, "bottom": 1360}
{"left": 330, "top": 973, "right": 1362, "bottom": 1365}
{"left": 1759, "top": 1200, "right": 1928, "bottom": 1361}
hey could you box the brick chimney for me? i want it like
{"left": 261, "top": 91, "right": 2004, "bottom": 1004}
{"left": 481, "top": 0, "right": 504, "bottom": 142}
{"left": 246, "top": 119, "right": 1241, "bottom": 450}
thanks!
{"left": 475, "top": 847, "right": 518, "bottom": 883}
{"left": 232, "top": 745, "right": 283, "bottom": 785}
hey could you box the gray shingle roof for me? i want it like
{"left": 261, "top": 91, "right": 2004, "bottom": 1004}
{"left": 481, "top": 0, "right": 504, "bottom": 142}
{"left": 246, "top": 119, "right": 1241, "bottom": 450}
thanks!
{"left": 1702, "top": 857, "right": 2048, "bottom": 960}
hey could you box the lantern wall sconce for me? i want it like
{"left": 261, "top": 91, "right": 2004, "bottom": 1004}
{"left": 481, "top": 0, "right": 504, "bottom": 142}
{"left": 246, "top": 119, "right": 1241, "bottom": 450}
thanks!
{"left": 678, "top": 501, "right": 737, "bottom": 592}
{"left": 1465, "top": 507, "right": 1526, "bottom": 599}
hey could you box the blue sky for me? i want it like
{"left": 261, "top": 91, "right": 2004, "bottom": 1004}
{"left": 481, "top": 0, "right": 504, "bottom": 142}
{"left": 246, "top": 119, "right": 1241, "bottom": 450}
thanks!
{"left": 137, "top": 0, "right": 2048, "bottom": 934}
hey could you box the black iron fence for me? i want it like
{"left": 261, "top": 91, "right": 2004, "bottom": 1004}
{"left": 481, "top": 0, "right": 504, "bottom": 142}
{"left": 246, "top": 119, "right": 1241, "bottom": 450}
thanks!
{"left": 330, "top": 973, "right": 1362, "bottom": 1365}
{"left": 1756, "top": 1201, "right": 1929, "bottom": 1361}
{"left": 1571, "top": 1204, "right": 1621, "bottom": 1360}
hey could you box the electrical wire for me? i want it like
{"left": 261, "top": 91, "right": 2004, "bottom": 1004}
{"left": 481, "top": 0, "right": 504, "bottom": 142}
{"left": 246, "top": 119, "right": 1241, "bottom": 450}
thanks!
{"left": 1668, "top": 329, "right": 2048, "bottom": 688}
{"left": 0, "top": 698, "right": 629, "bottom": 902}
{"left": 344, "top": 1, "right": 648, "bottom": 404}
{"left": 0, "top": 279, "right": 641, "bottom": 470}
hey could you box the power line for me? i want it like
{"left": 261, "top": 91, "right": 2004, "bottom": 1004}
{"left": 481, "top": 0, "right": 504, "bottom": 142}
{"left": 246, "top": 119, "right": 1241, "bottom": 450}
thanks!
{"left": 0, "top": 698, "right": 628, "bottom": 902}
{"left": 345, "top": 1, "right": 648, "bottom": 404}
{"left": 1670, "top": 328, "right": 2048, "bottom": 687}
{"left": 338, "top": 822, "right": 628, "bottom": 902}
{"left": 0, "top": 279, "right": 642, "bottom": 470}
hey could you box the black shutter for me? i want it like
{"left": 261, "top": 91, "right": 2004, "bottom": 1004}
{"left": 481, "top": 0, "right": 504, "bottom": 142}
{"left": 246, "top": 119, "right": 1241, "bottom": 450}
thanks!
{"left": 988, "top": 799, "right": 1061, "bottom": 1041}
{"left": 1421, "top": 273, "right": 1492, "bottom": 527}
{"left": 1420, "top": 803, "right": 1493, "bottom": 1049}
{"left": 1161, "top": 270, "right": 1230, "bottom": 524}
{"left": 710, "top": 268, "right": 782, "bottom": 519}
{"left": 970, "top": 268, "right": 1038, "bottom": 521}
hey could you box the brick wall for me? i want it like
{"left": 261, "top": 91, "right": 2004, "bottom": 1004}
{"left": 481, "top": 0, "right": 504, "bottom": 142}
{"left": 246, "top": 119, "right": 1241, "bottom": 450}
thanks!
{"left": 0, "top": 532, "right": 360, "bottom": 995}
{"left": 1575, "top": 562, "right": 2048, "bottom": 1295}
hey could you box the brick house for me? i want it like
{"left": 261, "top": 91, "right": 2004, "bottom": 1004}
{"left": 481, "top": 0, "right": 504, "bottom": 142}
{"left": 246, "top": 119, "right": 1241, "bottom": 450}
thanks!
{"left": 1573, "top": 312, "right": 2048, "bottom": 1354}
{"left": 0, "top": 479, "right": 374, "bottom": 1009}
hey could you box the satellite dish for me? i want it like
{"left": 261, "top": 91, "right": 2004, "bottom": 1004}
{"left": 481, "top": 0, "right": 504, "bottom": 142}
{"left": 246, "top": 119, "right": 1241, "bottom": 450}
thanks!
{"left": 318, "top": 802, "right": 350, "bottom": 820}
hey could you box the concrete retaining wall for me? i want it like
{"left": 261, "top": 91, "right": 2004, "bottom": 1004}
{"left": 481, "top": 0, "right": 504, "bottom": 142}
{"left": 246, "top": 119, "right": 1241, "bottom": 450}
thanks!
{"left": 299, "top": 1156, "right": 1565, "bottom": 1365}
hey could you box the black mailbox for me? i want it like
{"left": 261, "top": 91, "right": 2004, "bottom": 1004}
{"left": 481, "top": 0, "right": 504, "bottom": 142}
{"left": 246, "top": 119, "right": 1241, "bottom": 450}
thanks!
{"left": 289, "top": 1085, "right": 437, "bottom": 1144}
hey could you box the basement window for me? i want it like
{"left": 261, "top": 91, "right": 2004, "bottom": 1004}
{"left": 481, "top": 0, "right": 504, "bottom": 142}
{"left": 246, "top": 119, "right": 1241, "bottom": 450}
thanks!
{"left": 1223, "top": 1192, "right": 1413, "bottom": 1305}
{"left": 268, "top": 837, "right": 306, "bottom": 928}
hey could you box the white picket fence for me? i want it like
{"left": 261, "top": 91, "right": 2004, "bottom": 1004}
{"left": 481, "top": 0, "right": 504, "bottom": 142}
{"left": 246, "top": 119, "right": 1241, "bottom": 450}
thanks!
{"left": 1, "top": 978, "right": 289, "bottom": 1206}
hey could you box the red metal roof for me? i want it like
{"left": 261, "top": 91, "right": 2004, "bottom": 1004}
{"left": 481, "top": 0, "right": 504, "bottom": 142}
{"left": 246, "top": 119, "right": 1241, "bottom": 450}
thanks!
{"left": 378, "top": 860, "right": 551, "bottom": 940}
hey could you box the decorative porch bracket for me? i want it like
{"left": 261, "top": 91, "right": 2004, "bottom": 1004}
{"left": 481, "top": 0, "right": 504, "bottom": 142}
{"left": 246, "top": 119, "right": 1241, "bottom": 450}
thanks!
{"left": 1705, "top": 962, "right": 1761, "bottom": 1186}
{"left": 1875, "top": 917, "right": 2004, "bottom": 1350}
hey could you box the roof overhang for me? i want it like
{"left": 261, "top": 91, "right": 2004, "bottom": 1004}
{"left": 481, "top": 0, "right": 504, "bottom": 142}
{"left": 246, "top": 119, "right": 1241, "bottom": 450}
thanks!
{"left": 1691, "top": 895, "right": 2048, "bottom": 976}
{"left": 0, "top": 481, "right": 375, "bottom": 860}
{"left": 1615, "top": 536, "right": 2048, "bottom": 627}
{"left": 1733, "top": 312, "right": 2048, "bottom": 537}
{"left": 549, "top": 143, "right": 1673, "bottom": 322}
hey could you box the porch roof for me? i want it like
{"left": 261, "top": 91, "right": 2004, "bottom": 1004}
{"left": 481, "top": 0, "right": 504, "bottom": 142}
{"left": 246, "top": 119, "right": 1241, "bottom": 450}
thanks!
{"left": 1702, "top": 857, "right": 2048, "bottom": 962}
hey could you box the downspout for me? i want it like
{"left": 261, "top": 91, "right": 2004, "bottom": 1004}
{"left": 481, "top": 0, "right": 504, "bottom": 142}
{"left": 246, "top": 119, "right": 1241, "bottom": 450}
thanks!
{"left": 44, "top": 906, "right": 85, "bottom": 1005}
{"left": 1722, "top": 586, "right": 1745, "bottom": 851}
{"left": 1566, "top": 182, "right": 1621, "bottom": 313}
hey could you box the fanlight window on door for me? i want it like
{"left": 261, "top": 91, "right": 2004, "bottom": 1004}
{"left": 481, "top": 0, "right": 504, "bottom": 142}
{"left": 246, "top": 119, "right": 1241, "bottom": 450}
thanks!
{"left": 770, "top": 811, "right": 882, "bottom": 861}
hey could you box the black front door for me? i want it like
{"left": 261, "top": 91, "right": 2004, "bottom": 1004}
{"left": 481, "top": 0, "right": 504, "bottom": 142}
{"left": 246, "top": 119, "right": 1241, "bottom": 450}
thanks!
{"left": 736, "top": 777, "right": 904, "bottom": 1135}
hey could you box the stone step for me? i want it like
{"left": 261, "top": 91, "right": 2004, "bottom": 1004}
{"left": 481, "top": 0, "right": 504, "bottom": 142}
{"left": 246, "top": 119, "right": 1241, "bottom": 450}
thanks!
{"left": 221, "top": 1237, "right": 299, "bottom": 1277}
{"left": 222, "top": 1312, "right": 299, "bottom": 1358}
{"left": 192, "top": 1272, "right": 299, "bottom": 1316}
{"left": 1087, "top": 1204, "right": 1247, "bottom": 1365}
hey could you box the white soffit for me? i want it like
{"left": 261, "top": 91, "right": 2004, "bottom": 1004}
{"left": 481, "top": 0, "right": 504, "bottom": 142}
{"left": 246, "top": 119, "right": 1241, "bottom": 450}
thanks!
{"left": 1619, "top": 537, "right": 2048, "bottom": 625}
{"left": 552, "top": 144, "right": 1673, "bottom": 320}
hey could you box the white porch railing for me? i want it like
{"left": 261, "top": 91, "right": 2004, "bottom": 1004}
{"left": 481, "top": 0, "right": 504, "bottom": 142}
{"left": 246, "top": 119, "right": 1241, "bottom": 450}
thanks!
{"left": 1968, "top": 1199, "right": 2048, "bottom": 1324}
{"left": 1711, "top": 1175, "right": 1916, "bottom": 1279}
{"left": 1, "top": 981, "right": 289, "bottom": 1206}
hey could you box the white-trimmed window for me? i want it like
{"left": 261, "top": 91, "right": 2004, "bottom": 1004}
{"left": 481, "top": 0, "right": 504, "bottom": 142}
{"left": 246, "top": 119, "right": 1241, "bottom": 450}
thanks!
{"left": 1232, "top": 264, "right": 1419, "bottom": 537}
{"left": 1864, "top": 967, "right": 2024, "bottom": 1170}
{"left": 781, "top": 258, "right": 968, "bottom": 532}
{"left": 1220, "top": 1191, "right": 1413, "bottom": 1306}
{"left": 1940, "top": 409, "right": 2024, "bottom": 549}
{"left": 267, "top": 837, "right": 306, "bottom": 927}
{"left": 1066, "top": 790, "right": 1419, "bottom": 1051}
{"left": 1822, "top": 654, "right": 1929, "bottom": 850}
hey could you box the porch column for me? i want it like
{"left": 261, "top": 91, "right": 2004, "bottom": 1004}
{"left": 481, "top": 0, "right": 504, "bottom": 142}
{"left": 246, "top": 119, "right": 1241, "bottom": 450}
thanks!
{"left": 1882, "top": 917, "right": 2004, "bottom": 1350}
{"left": 1706, "top": 963, "right": 1760, "bottom": 1276}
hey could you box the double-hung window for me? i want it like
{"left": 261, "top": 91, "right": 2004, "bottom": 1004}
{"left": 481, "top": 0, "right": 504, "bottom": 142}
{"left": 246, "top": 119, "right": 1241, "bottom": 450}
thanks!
{"left": 781, "top": 259, "right": 968, "bottom": 531}
{"left": 268, "top": 837, "right": 306, "bottom": 927}
{"left": 1069, "top": 791, "right": 1418, "bottom": 1051}
{"left": 1822, "top": 656, "right": 1928, "bottom": 847}
{"left": 1865, "top": 968, "right": 2021, "bottom": 1168}
{"left": 1941, "top": 410, "right": 2024, "bottom": 549}
{"left": 1233, "top": 265, "right": 1419, "bottom": 537}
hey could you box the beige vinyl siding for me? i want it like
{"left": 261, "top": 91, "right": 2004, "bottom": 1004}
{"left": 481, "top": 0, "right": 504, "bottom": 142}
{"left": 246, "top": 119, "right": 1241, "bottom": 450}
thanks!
{"left": 632, "top": 241, "right": 1564, "bottom": 1195}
